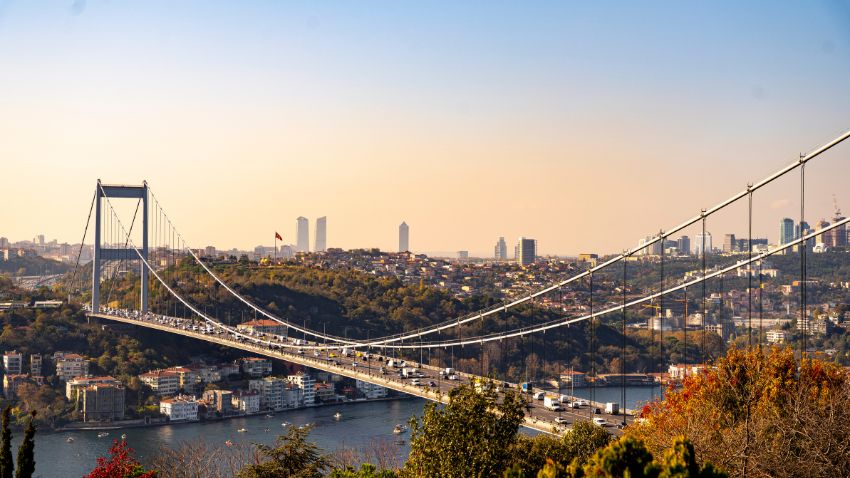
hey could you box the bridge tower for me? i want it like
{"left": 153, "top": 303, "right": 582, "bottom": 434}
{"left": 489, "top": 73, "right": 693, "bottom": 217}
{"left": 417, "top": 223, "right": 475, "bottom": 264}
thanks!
{"left": 91, "top": 180, "right": 149, "bottom": 314}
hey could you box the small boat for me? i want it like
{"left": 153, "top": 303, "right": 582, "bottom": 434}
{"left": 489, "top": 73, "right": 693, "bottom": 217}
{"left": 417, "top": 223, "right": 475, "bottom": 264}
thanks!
{"left": 66, "top": 437, "right": 74, "bottom": 443}
{"left": 333, "top": 412, "right": 342, "bottom": 420}
{"left": 121, "top": 434, "right": 127, "bottom": 441}
{"left": 97, "top": 432, "right": 109, "bottom": 438}
{"left": 281, "top": 422, "right": 290, "bottom": 427}
{"left": 237, "top": 428, "right": 247, "bottom": 433}
{"left": 393, "top": 424, "right": 408, "bottom": 434}
{"left": 225, "top": 440, "right": 233, "bottom": 447}
{"left": 265, "top": 414, "right": 274, "bottom": 418}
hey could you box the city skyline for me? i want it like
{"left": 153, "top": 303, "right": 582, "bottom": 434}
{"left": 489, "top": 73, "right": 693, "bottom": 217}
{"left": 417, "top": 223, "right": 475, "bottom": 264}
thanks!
{"left": 1, "top": 2, "right": 849, "bottom": 256}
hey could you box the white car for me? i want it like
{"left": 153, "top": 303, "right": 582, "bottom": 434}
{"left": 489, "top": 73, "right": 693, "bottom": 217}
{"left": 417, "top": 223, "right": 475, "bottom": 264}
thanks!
{"left": 555, "top": 417, "right": 569, "bottom": 424}
{"left": 593, "top": 417, "right": 607, "bottom": 427}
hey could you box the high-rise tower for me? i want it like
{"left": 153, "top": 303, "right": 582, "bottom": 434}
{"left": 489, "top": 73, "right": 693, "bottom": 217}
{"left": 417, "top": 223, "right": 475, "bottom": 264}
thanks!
{"left": 494, "top": 237, "right": 507, "bottom": 260}
{"left": 296, "top": 217, "right": 309, "bottom": 253}
{"left": 398, "top": 222, "right": 409, "bottom": 252}
{"left": 314, "top": 217, "right": 327, "bottom": 252}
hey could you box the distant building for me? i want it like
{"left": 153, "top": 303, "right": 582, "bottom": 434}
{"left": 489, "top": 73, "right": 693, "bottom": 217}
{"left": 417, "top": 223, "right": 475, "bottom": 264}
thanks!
{"left": 765, "top": 330, "right": 787, "bottom": 344}
{"left": 457, "top": 251, "right": 469, "bottom": 262}
{"left": 29, "top": 354, "right": 42, "bottom": 377}
{"left": 516, "top": 237, "right": 536, "bottom": 266}
{"left": 2, "top": 374, "right": 29, "bottom": 399}
{"left": 559, "top": 370, "right": 586, "bottom": 387}
{"left": 202, "top": 389, "right": 233, "bottom": 414}
{"left": 667, "top": 364, "right": 706, "bottom": 380}
{"left": 139, "top": 369, "right": 180, "bottom": 396}
{"left": 231, "top": 390, "right": 261, "bottom": 414}
{"left": 577, "top": 254, "right": 598, "bottom": 267}
{"left": 3, "top": 351, "right": 22, "bottom": 375}
{"left": 315, "top": 216, "right": 327, "bottom": 252}
{"left": 494, "top": 237, "right": 508, "bottom": 261}
{"left": 723, "top": 234, "right": 737, "bottom": 253}
{"left": 78, "top": 383, "right": 125, "bottom": 422}
{"left": 399, "top": 222, "right": 409, "bottom": 252}
{"left": 355, "top": 380, "right": 388, "bottom": 399}
{"left": 677, "top": 236, "right": 691, "bottom": 256}
{"left": 288, "top": 373, "right": 316, "bottom": 405}
{"left": 236, "top": 319, "right": 288, "bottom": 337}
{"left": 693, "top": 232, "right": 713, "bottom": 256}
{"left": 160, "top": 395, "right": 199, "bottom": 422}
{"left": 54, "top": 353, "right": 89, "bottom": 381}
{"left": 705, "top": 321, "right": 734, "bottom": 341}
{"left": 249, "top": 377, "right": 287, "bottom": 411}
{"left": 241, "top": 358, "right": 272, "bottom": 378}
{"left": 296, "top": 217, "right": 309, "bottom": 253}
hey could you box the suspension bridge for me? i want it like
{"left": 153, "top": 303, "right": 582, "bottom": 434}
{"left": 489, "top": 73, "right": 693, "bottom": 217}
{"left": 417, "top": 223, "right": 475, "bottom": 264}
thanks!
{"left": 71, "top": 128, "right": 850, "bottom": 436}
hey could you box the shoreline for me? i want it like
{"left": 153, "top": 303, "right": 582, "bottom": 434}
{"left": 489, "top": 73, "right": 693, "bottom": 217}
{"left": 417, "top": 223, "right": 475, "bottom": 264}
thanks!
{"left": 53, "top": 395, "right": 414, "bottom": 433}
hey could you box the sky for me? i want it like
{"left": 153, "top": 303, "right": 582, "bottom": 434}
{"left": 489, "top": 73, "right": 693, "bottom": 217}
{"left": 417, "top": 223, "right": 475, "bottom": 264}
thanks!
{"left": 1, "top": 1, "right": 849, "bottom": 256}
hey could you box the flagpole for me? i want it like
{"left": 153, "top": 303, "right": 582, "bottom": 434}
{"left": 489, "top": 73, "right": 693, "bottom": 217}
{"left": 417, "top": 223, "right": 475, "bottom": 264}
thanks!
{"left": 274, "top": 233, "right": 278, "bottom": 263}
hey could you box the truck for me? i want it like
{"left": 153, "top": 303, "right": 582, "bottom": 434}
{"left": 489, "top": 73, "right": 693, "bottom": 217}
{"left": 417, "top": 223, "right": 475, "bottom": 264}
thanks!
{"left": 533, "top": 391, "right": 545, "bottom": 401}
{"left": 543, "top": 396, "right": 563, "bottom": 411}
{"left": 444, "top": 367, "right": 455, "bottom": 375}
{"left": 605, "top": 402, "right": 620, "bottom": 415}
{"left": 401, "top": 367, "right": 420, "bottom": 378}
{"left": 341, "top": 347, "right": 353, "bottom": 357}
{"left": 387, "top": 359, "right": 400, "bottom": 368}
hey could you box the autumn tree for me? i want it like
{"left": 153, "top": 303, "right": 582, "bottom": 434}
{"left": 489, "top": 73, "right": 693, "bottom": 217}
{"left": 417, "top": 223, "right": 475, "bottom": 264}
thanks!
{"left": 84, "top": 440, "right": 156, "bottom": 478}
{"left": 630, "top": 346, "right": 850, "bottom": 477}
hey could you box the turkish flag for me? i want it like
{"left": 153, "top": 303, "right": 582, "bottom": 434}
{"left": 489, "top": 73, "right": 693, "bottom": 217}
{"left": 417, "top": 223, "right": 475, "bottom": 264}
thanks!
{"left": 275, "top": 232, "right": 283, "bottom": 241}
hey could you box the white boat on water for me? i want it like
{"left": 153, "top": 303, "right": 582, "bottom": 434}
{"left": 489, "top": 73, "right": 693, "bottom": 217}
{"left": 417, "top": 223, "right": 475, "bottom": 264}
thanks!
{"left": 281, "top": 422, "right": 290, "bottom": 427}
{"left": 97, "top": 432, "right": 109, "bottom": 438}
{"left": 237, "top": 428, "right": 247, "bottom": 433}
{"left": 121, "top": 434, "right": 127, "bottom": 440}
{"left": 393, "top": 424, "right": 408, "bottom": 434}
{"left": 66, "top": 437, "right": 74, "bottom": 443}
{"left": 333, "top": 412, "right": 342, "bottom": 420}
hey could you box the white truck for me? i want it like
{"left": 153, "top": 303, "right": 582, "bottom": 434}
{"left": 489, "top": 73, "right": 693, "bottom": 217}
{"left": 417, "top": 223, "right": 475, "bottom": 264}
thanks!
{"left": 605, "top": 402, "right": 620, "bottom": 415}
{"left": 341, "top": 347, "right": 353, "bottom": 357}
{"left": 402, "top": 367, "right": 420, "bottom": 378}
{"left": 543, "top": 396, "right": 563, "bottom": 411}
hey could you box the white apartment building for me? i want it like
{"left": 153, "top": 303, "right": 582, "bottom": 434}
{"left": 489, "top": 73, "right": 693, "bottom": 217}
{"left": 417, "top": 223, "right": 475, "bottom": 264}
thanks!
{"left": 54, "top": 353, "right": 90, "bottom": 381}
{"left": 159, "top": 395, "right": 199, "bottom": 421}
{"left": 139, "top": 369, "right": 180, "bottom": 395}
{"left": 2, "top": 351, "right": 22, "bottom": 375}
{"left": 249, "top": 377, "right": 286, "bottom": 411}
{"left": 355, "top": 380, "right": 388, "bottom": 399}
{"left": 231, "top": 390, "right": 261, "bottom": 414}
{"left": 288, "top": 373, "right": 315, "bottom": 405}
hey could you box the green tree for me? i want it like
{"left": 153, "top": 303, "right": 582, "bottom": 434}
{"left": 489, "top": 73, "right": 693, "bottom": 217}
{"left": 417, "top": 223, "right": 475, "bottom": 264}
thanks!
{"left": 328, "top": 463, "right": 397, "bottom": 478}
{"left": 0, "top": 407, "right": 12, "bottom": 478}
{"left": 14, "top": 411, "right": 36, "bottom": 478}
{"left": 505, "top": 421, "right": 612, "bottom": 476}
{"left": 237, "top": 426, "right": 328, "bottom": 478}
{"left": 402, "top": 384, "right": 525, "bottom": 478}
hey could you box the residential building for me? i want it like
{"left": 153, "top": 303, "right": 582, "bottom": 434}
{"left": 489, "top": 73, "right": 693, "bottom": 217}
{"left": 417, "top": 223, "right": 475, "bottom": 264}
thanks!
{"left": 218, "top": 363, "right": 241, "bottom": 378}
{"left": 170, "top": 367, "right": 201, "bottom": 393}
{"left": 139, "top": 369, "right": 180, "bottom": 395}
{"left": 79, "top": 383, "right": 125, "bottom": 422}
{"left": 288, "top": 373, "right": 316, "bottom": 405}
{"left": 202, "top": 389, "right": 233, "bottom": 414}
{"left": 457, "top": 251, "right": 469, "bottom": 262}
{"left": 236, "top": 320, "right": 288, "bottom": 337}
{"left": 29, "top": 354, "right": 42, "bottom": 377}
{"left": 667, "top": 364, "right": 706, "bottom": 380}
{"left": 314, "top": 382, "right": 336, "bottom": 403}
{"left": 677, "top": 236, "right": 691, "bottom": 256}
{"left": 516, "top": 237, "right": 536, "bottom": 266}
{"left": 494, "top": 237, "right": 508, "bottom": 261}
{"left": 296, "top": 217, "right": 309, "bottom": 253}
{"left": 160, "top": 395, "right": 199, "bottom": 422}
{"left": 283, "top": 384, "right": 303, "bottom": 408}
{"left": 355, "top": 380, "right": 388, "bottom": 399}
{"left": 399, "top": 222, "right": 409, "bottom": 252}
{"left": 54, "top": 353, "right": 89, "bottom": 381}
{"left": 187, "top": 363, "right": 222, "bottom": 383}
{"left": 723, "top": 234, "right": 737, "bottom": 253}
{"left": 315, "top": 216, "right": 327, "bottom": 252}
{"left": 249, "top": 377, "right": 286, "bottom": 411}
{"left": 241, "top": 357, "right": 273, "bottom": 378}
{"left": 765, "top": 330, "right": 787, "bottom": 344}
{"left": 705, "top": 321, "right": 734, "bottom": 341}
{"left": 2, "top": 351, "right": 22, "bottom": 375}
{"left": 66, "top": 376, "right": 122, "bottom": 401}
{"left": 231, "top": 390, "right": 261, "bottom": 414}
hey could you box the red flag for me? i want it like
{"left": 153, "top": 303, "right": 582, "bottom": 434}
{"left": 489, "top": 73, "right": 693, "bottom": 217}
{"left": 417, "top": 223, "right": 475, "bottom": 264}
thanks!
{"left": 275, "top": 232, "right": 282, "bottom": 241}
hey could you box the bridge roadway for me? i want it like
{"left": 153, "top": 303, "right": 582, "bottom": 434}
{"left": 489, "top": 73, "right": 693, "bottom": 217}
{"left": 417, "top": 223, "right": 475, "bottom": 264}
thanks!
{"left": 89, "top": 312, "right": 631, "bottom": 436}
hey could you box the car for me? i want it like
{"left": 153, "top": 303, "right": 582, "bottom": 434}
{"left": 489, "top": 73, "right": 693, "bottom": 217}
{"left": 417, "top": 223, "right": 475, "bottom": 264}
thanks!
{"left": 592, "top": 407, "right": 602, "bottom": 414}
{"left": 592, "top": 417, "right": 607, "bottom": 426}
{"left": 429, "top": 381, "right": 437, "bottom": 387}
{"left": 447, "top": 374, "right": 459, "bottom": 381}
{"left": 554, "top": 417, "right": 569, "bottom": 424}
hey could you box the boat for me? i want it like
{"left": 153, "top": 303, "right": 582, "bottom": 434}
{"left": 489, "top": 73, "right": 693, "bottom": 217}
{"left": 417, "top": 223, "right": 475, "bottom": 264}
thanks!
{"left": 97, "top": 432, "right": 109, "bottom": 438}
{"left": 333, "top": 412, "right": 342, "bottom": 420}
{"left": 66, "top": 437, "right": 74, "bottom": 443}
{"left": 265, "top": 414, "right": 274, "bottom": 418}
{"left": 237, "top": 428, "right": 247, "bottom": 433}
{"left": 121, "top": 434, "right": 127, "bottom": 441}
{"left": 281, "top": 421, "right": 290, "bottom": 427}
{"left": 225, "top": 440, "right": 233, "bottom": 447}
{"left": 393, "top": 424, "right": 408, "bottom": 434}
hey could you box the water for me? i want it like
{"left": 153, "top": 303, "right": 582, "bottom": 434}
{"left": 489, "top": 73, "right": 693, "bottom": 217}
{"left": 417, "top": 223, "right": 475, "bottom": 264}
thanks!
{"left": 21, "top": 386, "right": 663, "bottom": 477}
{"left": 21, "top": 399, "right": 425, "bottom": 478}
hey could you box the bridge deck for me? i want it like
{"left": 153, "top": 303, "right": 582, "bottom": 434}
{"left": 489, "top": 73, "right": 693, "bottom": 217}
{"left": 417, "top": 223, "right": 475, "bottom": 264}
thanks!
{"left": 90, "top": 313, "right": 632, "bottom": 436}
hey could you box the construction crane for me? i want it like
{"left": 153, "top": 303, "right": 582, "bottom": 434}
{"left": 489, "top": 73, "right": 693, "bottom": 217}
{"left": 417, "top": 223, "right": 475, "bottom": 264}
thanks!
{"left": 834, "top": 194, "right": 843, "bottom": 218}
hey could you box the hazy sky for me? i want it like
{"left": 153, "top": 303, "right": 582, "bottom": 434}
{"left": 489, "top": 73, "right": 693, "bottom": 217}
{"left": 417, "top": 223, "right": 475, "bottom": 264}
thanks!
{"left": 1, "top": 1, "right": 849, "bottom": 256}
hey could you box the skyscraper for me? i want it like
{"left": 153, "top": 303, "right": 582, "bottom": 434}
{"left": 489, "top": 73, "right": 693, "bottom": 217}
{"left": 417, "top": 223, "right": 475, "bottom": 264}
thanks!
{"left": 693, "top": 232, "right": 712, "bottom": 256}
{"left": 516, "top": 237, "right": 536, "bottom": 266}
{"left": 296, "top": 217, "right": 309, "bottom": 253}
{"left": 677, "top": 236, "right": 691, "bottom": 256}
{"left": 722, "top": 234, "right": 737, "bottom": 253}
{"left": 780, "top": 218, "right": 795, "bottom": 245}
{"left": 399, "top": 222, "right": 409, "bottom": 252}
{"left": 494, "top": 237, "right": 507, "bottom": 260}
{"left": 314, "top": 217, "right": 327, "bottom": 252}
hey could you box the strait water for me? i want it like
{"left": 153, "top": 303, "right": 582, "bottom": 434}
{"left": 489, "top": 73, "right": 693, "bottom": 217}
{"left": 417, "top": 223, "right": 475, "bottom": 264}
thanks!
{"left": 20, "top": 386, "right": 662, "bottom": 478}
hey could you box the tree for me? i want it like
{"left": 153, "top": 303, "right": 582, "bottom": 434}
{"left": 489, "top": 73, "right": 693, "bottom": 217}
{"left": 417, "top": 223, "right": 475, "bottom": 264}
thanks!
{"left": 84, "top": 440, "right": 156, "bottom": 478}
{"left": 14, "top": 411, "right": 36, "bottom": 478}
{"left": 328, "top": 463, "right": 397, "bottom": 478}
{"left": 236, "top": 425, "right": 328, "bottom": 478}
{"left": 0, "top": 407, "right": 12, "bottom": 478}
{"left": 630, "top": 347, "right": 850, "bottom": 477}
{"left": 402, "top": 384, "right": 525, "bottom": 478}
{"left": 504, "top": 421, "right": 612, "bottom": 476}
{"left": 573, "top": 436, "right": 725, "bottom": 478}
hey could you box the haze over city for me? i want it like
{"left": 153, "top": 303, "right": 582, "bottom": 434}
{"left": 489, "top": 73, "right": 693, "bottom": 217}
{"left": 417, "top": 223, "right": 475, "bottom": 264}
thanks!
{"left": 1, "top": 1, "right": 849, "bottom": 256}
